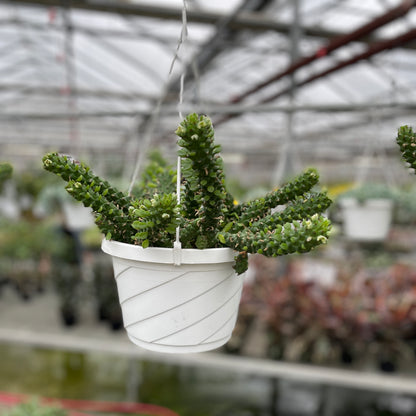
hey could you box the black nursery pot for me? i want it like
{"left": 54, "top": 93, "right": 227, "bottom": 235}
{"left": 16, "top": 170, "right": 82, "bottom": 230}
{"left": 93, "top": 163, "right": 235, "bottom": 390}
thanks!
{"left": 60, "top": 303, "right": 78, "bottom": 327}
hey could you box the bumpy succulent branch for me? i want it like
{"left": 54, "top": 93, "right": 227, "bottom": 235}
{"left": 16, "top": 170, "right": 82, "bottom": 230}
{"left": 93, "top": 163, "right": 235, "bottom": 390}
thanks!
{"left": 43, "top": 153, "right": 133, "bottom": 215}
{"left": 133, "top": 150, "right": 176, "bottom": 199}
{"left": 173, "top": 218, "right": 197, "bottom": 248}
{"left": 65, "top": 179, "right": 132, "bottom": 242}
{"left": 236, "top": 168, "right": 320, "bottom": 224}
{"left": 176, "top": 113, "right": 230, "bottom": 248}
{"left": 396, "top": 125, "right": 416, "bottom": 174}
{"left": 220, "top": 214, "right": 331, "bottom": 274}
{"left": 232, "top": 192, "right": 332, "bottom": 234}
{"left": 130, "top": 193, "right": 179, "bottom": 248}
{"left": 43, "top": 152, "right": 135, "bottom": 242}
{"left": 271, "top": 191, "right": 331, "bottom": 223}
{"left": 43, "top": 152, "right": 179, "bottom": 245}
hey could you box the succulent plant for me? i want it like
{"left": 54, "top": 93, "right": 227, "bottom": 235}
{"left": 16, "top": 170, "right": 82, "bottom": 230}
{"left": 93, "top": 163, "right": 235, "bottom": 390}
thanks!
{"left": 132, "top": 149, "right": 177, "bottom": 198}
{"left": 42, "top": 113, "right": 332, "bottom": 274}
{"left": 397, "top": 125, "right": 416, "bottom": 173}
{"left": 337, "top": 183, "right": 397, "bottom": 203}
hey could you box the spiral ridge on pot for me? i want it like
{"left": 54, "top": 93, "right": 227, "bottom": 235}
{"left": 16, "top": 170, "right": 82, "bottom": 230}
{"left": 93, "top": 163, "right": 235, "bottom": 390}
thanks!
{"left": 105, "top": 242, "right": 244, "bottom": 354}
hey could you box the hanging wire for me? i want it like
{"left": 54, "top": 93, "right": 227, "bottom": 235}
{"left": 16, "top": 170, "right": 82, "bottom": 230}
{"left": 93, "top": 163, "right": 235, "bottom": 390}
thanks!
{"left": 175, "top": 71, "right": 185, "bottom": 248}
{"left": 62, "top": 4, "right": 80, "bottom": 155}
{"left": 173, "top": 1, "right": 189, "bottom": 257}
{"left": 127, "top": 0, "right": 189, "bottom": 262}
{"left": 127, "top": 0, "right": 189, "bottom": 197}
{"left": 169, "top": 1, "right": 188, "bottom": 77}
{"left": 127, "top": 88, "right": 166, "bottom": 196}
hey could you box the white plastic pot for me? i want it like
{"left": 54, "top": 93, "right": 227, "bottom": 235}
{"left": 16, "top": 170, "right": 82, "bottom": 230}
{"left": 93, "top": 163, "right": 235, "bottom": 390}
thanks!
{"left": 339, "top": 198, "right": 393, "bottom": 242}
{"left": 62, "top": 202, "right": 95, "bottom": 231}
{"left": 101, "top": 239, "right": 244, "bottom": 353}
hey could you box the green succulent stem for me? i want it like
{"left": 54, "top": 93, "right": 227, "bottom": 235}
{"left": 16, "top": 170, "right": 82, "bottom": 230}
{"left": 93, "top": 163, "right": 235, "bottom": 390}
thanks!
{"left": 43, "top": 153, "right": 133, "bottom": 215}
{"left": 237, "top": 168, "right": 320, "bottom": 224}
{"left": 42, "top": 113, "right": 333, "bottom": 275}
{"left": 397, "top": 125, "right": 416, "bottom": 174}
{"left": 43, "top": 153, "right": 134, "bottom": 242}
{"left": 220, "top": 214, "right": 331, "bottom": 273}
{"left": 130, "top": 193, "right": 179, "bottom": 248}
{"left": 65, "top": 179, "right": 131, "bottom": 242}
{"left": 230, "top": 192, "right": 331, "bottom": 235}
{"left": 176, "top": 113, "right": 230, "bottom": 248}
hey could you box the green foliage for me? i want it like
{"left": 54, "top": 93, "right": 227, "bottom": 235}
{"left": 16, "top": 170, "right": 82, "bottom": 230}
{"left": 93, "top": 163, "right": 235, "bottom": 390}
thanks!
{"left": 337, "top": 183, "right": 397, "bottom": 203}
{"left": 43, "top": 153, "right": 134, "bottom": 243}
{"left": 130, "top": 193, "right": 179, "bottom": 248}
{"left": 176, "top": 113, "right": 233, "bottom": 247}
{"left": 394, "top": 184, "right": 416, "bottom": 224}
{"left": 220, "top": 214, "right": 330, "bottom": 266}
{"left": 0, "top": 162, "right": 12, "bottom": 192}
{"left": 42, "top": 153, "right": 132, "bottom": 214}
{"left": 237, "top": 168, "right": 321, "bottom": 223}
{"left": 42, "top": 113, "right": 332, "bottom": 274}
{"left": 0, "top": 162, "right": 12, "bottom": 183}
{"left": 395, "top": 125, "right": 416, "bottom": 223}
{"left": 396, "top": 124, "right": 416, "bottom": 173}
{"left": 0, "top": 220, "right": 63, "bottom": 260}
{"left": 15, "top": 169, "right": 57, "bottom": 200}
{"left": 2, "top": 401, "right": 67, "bottom": 416}
{"left": 132, "top": 149, "right": 176, "bottom": 198}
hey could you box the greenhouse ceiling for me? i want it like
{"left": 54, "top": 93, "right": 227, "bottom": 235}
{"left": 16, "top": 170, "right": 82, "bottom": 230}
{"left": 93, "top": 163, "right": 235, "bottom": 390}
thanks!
{"left": 2, "top": 0, "right": 416, "bottom": 186}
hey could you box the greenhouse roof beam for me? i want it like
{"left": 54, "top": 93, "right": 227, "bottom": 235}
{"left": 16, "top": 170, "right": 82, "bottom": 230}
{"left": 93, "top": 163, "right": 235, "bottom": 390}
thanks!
{"left": 80, "top": 33, "right": 165, "bottom": 86}
{"left": 3, "top": 101, "right": 416, "bottom": 120}
{"left": 186, "top": 0, "right": 274, "bottom": 77}
{"left": 0, "top": 84, "right": 156, "bottom": 101}
{"left": 260, "top": 26, "right": 416, "bottom": 104}
{"left": 28, "top": 27, "right": 155, "bottom": 102}
{"left": 0, "top": 135, "right": 126, "bottom": 149}
{"left": 230, "top": 0, "right": 416, "bottom": 104}
{"left": 167, "top": 0, "right": 274, "bottom": 100}
{"left": 9, "top": 0, "right": 389, "bottom": 42}
{"left": 0, "top": 17, "right": 192, "bottom": 45}
{"left": 293, "top": 110, "right": 407, "bottom": 142}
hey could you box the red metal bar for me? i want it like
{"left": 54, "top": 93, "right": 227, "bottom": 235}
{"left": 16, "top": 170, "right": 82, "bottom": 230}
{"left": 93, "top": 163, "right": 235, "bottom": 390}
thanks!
{"left": 260, "top": 27, "right": 416, "bottom": 104}
{"left": 230, "top": 0, "right": 416, "bottom": 104}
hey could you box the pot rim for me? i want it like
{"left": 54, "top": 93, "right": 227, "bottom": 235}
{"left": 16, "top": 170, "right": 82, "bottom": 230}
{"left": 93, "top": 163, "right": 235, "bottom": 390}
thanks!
{"left": 339, "top": 197, "right": 394, "bottom": 208}
{"left": 101, "top": 239, "right": 236, "bottom": 265}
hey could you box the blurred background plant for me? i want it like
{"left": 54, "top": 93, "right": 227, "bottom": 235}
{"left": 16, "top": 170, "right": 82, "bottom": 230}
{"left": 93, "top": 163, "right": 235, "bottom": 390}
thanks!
{"left": 233, "top": 254, "right": 416, "bottom": 372}
{"left": 0, "top": 162, "right": 13, "bottom": 189}
{"left": 0, "top": 219, "right": 62, "bottom": 300}
{"left": 336, "top": 183, "right": 398, "bottom": 203}
{"left": 2, "top": 400, "right": 67, "bottom": 416}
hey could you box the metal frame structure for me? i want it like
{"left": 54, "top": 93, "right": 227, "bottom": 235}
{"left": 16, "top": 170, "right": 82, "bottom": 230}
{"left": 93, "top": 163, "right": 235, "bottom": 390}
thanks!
{"left": 0, "top": 326, "right": 415, "bottom": 413}
{"left": 1, "top": 0, "right": 416, "bottom": 186}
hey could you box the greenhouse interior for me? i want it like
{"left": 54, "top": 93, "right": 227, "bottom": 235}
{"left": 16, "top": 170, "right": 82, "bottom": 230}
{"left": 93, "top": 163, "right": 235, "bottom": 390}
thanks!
{"left": 1, "top": 0, "right": 416, "bottom": 415}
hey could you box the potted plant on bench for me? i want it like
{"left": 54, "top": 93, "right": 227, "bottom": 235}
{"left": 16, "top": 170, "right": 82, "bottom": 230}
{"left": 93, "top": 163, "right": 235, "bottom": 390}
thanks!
{"left": 42, "top": 113, "right": 332, "bottom": 353}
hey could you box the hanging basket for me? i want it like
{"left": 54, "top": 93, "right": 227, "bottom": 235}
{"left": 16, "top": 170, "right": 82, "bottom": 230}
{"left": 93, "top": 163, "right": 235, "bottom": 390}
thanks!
{"left": 339, "top": 198, "right": 393, "bottom": 242}
{"left": 101, "top": 239, "right": 244, "bottom": 353}
{"left": 62, "top": 201, "right": 95, "bottom": 231}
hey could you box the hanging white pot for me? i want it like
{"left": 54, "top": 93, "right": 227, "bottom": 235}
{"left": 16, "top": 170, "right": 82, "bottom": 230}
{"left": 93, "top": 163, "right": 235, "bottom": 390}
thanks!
{"left": 339, "top": 198, "right": 394, "bottom": 242}
{"left": 101, "top": 239, "right": 244, "bottom": 354}
{"left": 62, "top": 201, "right": 95, "bottom": 232}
